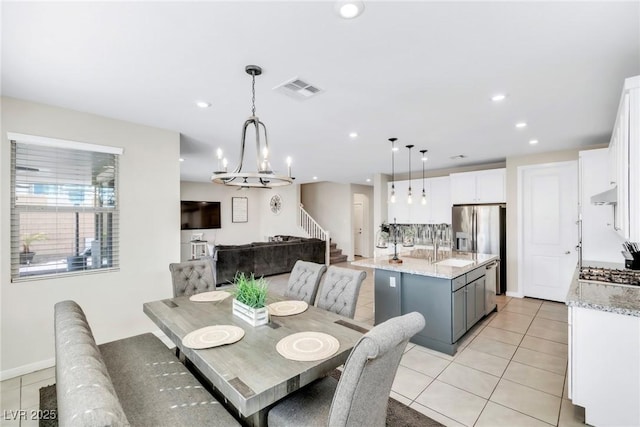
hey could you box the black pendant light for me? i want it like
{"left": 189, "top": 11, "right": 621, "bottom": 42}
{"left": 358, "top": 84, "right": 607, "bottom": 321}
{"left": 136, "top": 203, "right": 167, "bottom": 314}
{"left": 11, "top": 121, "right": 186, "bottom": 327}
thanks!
{"left": 406, "top": 145, "right": 414, "bottom": 204}
{"left": 420, "top": 149, "right": 428, "bottom": 205}
{"left": 389, "top": 138, "right": 398, "bottom": 203}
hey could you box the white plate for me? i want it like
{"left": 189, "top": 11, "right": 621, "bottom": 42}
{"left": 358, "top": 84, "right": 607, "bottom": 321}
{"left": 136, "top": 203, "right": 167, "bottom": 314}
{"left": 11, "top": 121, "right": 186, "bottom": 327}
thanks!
{"left": 189, "top": 291, "right": 231, "bottom": 302}
{"left": 276, "top": 332, "right": 340, "bottom": 362}
{"left": 268, "top": 300, "right": 309, "bottom": 316}
{"left": 182, "top": 325, "right": 245, "bottom": 349}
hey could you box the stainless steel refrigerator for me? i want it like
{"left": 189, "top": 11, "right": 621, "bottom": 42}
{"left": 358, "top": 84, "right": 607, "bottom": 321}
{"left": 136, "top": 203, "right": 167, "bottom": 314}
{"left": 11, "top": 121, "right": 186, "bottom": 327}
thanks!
{"left": 452, "top": 205, "right": 506, "bottom": 296}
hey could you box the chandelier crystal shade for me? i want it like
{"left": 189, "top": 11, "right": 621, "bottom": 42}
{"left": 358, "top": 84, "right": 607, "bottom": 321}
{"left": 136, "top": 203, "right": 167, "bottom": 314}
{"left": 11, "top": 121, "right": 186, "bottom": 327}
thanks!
{"left": 211, "top": 65, "right": 293, "bottom": 188}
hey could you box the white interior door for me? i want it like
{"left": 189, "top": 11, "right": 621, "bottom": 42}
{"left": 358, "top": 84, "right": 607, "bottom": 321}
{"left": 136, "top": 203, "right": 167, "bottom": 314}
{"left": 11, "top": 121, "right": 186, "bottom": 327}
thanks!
{"left": 353, "top": 202, "right": 364, "bottom": 256}
{"left": 521, "top": 161, "right": 578, "bottom": 302}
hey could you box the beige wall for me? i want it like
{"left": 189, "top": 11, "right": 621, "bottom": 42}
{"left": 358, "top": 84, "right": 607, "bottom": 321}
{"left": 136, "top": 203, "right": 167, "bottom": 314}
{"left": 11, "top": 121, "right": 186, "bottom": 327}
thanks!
{"left": 1, "top": 97, "right": 180, "bottom": 378}
{"left": 179, "top": 181, "right": 301, "bottom": 260}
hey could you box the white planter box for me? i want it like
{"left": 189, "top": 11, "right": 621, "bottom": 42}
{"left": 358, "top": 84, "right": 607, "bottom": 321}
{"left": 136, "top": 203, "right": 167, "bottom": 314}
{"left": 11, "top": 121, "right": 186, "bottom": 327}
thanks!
{"left": 232, "top": 299, "right": 269, "bottom": 327}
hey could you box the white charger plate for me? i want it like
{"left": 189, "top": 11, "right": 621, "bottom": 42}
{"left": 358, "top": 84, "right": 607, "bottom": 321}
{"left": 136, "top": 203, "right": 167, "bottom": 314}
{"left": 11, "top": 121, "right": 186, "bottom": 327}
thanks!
{"left": 268, "top": 300, "right": 309, "bottom": 316}
{"left": 276, "top": 332, "right": 340, "bottom": 361}
{"left": 189, "top": 291, "right": 231, "bottom": 302}
{"left": 182, "top": 325, "right": 245, "bottom": 349}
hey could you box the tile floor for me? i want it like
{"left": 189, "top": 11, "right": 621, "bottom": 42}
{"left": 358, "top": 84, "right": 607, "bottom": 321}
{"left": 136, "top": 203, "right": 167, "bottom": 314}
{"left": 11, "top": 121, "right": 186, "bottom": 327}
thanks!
{"left": 0, "top": 261, "right": 586, "bottom": 427}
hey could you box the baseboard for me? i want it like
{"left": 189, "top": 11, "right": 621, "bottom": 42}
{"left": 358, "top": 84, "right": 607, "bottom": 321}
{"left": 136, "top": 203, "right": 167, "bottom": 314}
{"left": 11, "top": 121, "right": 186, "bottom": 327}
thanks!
{"left": 506, "top": 291, "right": 524, "bottom": 298}
{"left": 0, "top": 357, "right": 55, "bottom": 381}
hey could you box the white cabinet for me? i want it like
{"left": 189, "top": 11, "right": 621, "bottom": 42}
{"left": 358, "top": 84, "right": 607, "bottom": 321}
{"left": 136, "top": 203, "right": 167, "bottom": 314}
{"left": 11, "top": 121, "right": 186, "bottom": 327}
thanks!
{"left": 450, "top": 168, "right": 506, "bottom": 204}
{"left": 607, "top": 75, "right": 639, "bottom": 241}
{"left": 387, "top": 176, "right": 451, "bottom": 224}
{"left": 569, "top": 306, "right": 640, "bottom": 426}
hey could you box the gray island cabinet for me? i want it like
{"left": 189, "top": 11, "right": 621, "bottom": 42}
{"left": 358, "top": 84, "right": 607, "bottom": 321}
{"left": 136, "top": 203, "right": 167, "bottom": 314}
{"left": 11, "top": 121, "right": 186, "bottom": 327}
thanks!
{"left": 352, "top": 252, "right": 498, "bottom": 355}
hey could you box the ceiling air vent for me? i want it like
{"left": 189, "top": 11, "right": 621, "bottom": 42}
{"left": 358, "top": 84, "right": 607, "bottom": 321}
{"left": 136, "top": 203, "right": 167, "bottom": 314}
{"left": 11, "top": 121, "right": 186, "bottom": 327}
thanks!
{"left": 274, "top": 77, "right": 323, "bottom": 100}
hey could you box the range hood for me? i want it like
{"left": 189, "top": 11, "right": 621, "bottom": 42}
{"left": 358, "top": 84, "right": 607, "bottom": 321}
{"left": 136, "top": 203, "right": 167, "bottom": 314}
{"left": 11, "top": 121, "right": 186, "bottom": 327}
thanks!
{"left": 590, "top": 187, "right": 617, "bottom": 205}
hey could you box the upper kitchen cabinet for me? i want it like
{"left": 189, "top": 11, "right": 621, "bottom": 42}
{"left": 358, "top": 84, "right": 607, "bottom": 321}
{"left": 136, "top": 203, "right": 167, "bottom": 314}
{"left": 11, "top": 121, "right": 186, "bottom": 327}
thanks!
{"left": 607, "top": 76, "right": 639, "bottom": 241}
{"left": 387, "top": 176, "right": 451, "bottom": 224}
{"left": 450, "top": 168, "right": 506, "bottom": 205}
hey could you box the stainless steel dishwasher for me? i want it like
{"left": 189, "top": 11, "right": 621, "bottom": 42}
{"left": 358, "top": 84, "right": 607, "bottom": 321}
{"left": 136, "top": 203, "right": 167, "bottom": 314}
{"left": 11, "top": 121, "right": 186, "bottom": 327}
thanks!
{"left": 485, "top": 260, "right": 499, "bottom": 315}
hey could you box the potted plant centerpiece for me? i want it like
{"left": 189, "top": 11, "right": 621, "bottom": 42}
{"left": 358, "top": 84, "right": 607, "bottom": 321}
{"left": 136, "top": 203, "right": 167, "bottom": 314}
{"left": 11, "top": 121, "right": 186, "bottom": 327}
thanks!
{"left": 20, "top": 232, "right": 47, "bottom": 264}
{"left": 231, "top": 272, "right": 269, "bottom": 326}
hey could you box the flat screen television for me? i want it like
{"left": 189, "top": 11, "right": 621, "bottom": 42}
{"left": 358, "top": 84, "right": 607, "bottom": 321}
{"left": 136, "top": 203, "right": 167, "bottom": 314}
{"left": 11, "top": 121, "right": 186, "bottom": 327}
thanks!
{"left": 180, "top": 201, "right": 221, "bottom": 230}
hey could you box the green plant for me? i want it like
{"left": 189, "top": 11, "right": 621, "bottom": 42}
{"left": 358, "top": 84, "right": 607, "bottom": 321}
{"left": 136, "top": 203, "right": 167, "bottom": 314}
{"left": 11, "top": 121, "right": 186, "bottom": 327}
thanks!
{"left": 21, "top": 232, "right": 47, "bottom": 253}
{"left": 232, "top": 272, "right": 268, "bottom": 308}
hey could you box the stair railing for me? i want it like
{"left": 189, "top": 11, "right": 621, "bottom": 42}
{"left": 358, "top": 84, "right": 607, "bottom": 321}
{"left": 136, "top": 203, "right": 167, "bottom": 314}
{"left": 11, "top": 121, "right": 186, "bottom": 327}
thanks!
{"left": 298, "top": 204, "right": 330, "bottom": 266}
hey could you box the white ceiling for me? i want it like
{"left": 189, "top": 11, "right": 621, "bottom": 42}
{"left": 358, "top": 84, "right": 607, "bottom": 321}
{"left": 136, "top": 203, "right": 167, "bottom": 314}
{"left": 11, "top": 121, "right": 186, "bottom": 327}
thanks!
{"left": 2, "top": 1, "right": 639, "bottom": 185}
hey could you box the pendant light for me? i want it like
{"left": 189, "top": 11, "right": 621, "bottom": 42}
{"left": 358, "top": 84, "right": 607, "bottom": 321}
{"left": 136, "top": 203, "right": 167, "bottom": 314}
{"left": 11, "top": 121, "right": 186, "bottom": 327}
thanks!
{"left": 211, "top": 65, "right": 294, "bottom": 188}
{"left": 389, "top": 138, "right": 398, "bottom": 204}
{"left": 420, "top": 149, "right": 428, "bottom": 205}
{"left": 406, "top": 144, "right": 414, "bottom": 204}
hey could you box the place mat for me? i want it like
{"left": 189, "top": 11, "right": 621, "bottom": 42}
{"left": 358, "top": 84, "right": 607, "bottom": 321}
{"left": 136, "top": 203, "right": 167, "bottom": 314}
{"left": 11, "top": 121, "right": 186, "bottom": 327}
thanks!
{"left": 189, "top": 290, "right": 231, "bottom": 302}
{"left": 182, "top": 325, "right": 244, "bottom": 349}
{"left": 276, "top": 331, "right": 340, "bottom": 361}
{"left": 268, "top": 300, "right": 309, "bottom": 316}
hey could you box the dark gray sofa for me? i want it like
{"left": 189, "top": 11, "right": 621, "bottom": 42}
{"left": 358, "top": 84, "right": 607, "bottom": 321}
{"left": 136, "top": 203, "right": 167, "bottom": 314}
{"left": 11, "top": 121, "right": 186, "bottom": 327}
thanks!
{"left": 54, "top": 300, "right": 239, "bottom": 426}
{"left": 214, "top": 236, "right": 325, "bottom": 285}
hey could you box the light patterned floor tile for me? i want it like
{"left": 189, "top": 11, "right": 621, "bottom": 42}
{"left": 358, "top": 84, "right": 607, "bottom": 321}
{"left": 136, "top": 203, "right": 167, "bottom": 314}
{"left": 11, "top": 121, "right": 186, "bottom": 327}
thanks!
{"left": 412, "top": 343, "right": 456, "bottom": 361}
{"left": 475, "top": 401, "right": 554, "bottom": 427}
{"left": 415, "top": 380, "right": 487, "bottom": 426}
{"left": 490, "top": 379, "right": 561, "bottom": 425}
{"left": 558, "top": 398, "right": 586, "bottom": 426}
{"left": 539, "top": 301, "right": 568, "bottom": 315}
{"left": 454, "top": 347, "right": 509, "bottom": 377}
{"left": 389, "top": 391, "right": 412, "bottom": 406}
{"left": 503, "top": 303, "right": 540, "bottom": 316}
{"left": 404, "top": 343, "right": 416, "bottom": 353}
{"left": 520, "top": 335, "right": 568, "bottom": 358}
{"left": 526, "top": 318, "right": 568, "bottom": 344}
{"left": 468, "top": 336, "right": 518, "bottom": 360}
{"left": 507, "top": 298, "right": 543, "bottom": 309}
{"left": 436, "top": 362, "right": 499, "bottom": 399}
{"left": 400, "top": 347, "right": 451, "bottom": 378}
{"left": 513, "top": 347, "right": 567, "bottom": 376}
{"left": 392, "top": 365, "right": 434, "bottom": 400}
{"left": 503, "top": 361, "right": 565, "bottom": 396}
{"left": 478, "top": 326, "right": 523, "bottom": 346}
{"left": 488, "top": 312, "right": 534, "bottom": 334}
{"left": 536, "top": 309, "right": 568, "bottom": 323}
{"left": 409, "top": 402, "right": 466, "bottom": 427}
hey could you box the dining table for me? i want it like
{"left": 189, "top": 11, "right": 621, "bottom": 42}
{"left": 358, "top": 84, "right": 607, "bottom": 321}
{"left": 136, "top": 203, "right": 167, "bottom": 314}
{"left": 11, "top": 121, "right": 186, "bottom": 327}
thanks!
{"left": 143, "top": 291, "right": 370, "bottom": 427}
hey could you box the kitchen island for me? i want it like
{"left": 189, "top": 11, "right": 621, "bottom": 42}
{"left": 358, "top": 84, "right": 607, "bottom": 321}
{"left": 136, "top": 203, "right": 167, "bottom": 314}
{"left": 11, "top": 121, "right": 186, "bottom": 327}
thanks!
{"left": 566, "top": 262, "right": 640, "bottom": 427}
{"left": 352, "top": 251, "right": 499, "bottom": 355}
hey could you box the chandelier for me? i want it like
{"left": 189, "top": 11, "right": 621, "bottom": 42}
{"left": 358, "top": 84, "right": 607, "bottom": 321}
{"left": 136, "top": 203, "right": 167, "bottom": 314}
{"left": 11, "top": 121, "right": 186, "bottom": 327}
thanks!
{"left": 211, "top": 65, "right": 294, "bottom": 188}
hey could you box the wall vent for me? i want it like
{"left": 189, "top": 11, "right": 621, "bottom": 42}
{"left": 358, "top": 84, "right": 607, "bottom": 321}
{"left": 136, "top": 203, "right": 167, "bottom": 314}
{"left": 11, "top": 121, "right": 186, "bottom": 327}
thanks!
{"left": 274, "top": 77, "right": 323, "bottom": 100}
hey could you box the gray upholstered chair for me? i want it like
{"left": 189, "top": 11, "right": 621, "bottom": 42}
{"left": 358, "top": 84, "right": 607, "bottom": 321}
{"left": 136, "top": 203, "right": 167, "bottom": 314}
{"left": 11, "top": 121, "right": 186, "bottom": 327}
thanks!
{"left": 268, "top": 312, "right": 426, "bottom": 427}
{"left": 315, "top": 266, "right": 367, "bottom": 318}
{"left": 284, "top": 260, "right": 327, "bottom": 304}
{"left": 169, "top": 258, "right": 216, "bottom": 297}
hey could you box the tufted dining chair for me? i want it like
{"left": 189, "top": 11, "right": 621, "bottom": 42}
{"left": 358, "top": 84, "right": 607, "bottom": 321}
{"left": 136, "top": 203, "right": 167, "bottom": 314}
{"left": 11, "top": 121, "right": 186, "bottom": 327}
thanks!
{"left": 315, "top": 266, "right": 367, "bottom": 319}
{"left": 169, "top": 259, "right": 216, "bottom": 297}
{"left": 268, "top": 312, "right": 426, "bottom": 427}
{"left": 284, "top": 260, "right": 327, "bottom": 304}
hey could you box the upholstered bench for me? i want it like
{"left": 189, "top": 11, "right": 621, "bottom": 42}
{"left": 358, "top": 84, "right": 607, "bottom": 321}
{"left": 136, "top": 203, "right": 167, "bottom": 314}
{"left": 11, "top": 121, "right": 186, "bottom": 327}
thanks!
{"left": 54, "top": 300, "right": 239, "bottom": 426}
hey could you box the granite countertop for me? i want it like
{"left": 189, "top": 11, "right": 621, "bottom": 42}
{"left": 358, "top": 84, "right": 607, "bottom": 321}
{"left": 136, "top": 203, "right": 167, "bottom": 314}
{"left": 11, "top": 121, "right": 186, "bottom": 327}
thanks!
{"left": 351, "top": 250, "right": 498, "bottom": 279}
{"left": 566, "top": 261, "right": 640, "bottom": 317}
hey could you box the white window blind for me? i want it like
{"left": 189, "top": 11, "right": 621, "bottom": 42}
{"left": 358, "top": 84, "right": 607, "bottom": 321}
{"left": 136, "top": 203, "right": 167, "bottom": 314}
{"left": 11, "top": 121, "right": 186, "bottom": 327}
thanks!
{"left": 10, "top": 134, "right": 122, "bottom": 281}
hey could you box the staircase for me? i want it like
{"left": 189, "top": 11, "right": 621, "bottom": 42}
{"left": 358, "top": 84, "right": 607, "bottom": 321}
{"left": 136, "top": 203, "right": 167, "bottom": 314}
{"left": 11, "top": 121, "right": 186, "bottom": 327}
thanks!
{"left": 329, "top": 241, "right": 348, "bottom": 264}
{"left": 298, "top": 205, "right": 331, "bottom": 266}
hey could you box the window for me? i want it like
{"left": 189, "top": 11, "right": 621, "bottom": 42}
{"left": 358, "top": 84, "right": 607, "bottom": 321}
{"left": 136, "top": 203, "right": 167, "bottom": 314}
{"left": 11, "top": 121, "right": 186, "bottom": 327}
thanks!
{"left": 9, "top": 133, "right": 123, "bottom": 281}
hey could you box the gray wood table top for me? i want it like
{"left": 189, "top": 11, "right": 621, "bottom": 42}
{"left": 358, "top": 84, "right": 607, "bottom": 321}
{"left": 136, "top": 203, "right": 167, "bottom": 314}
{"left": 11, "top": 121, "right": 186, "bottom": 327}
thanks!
{"left": 143, "top": 292, "right": 369, "bottom": 418}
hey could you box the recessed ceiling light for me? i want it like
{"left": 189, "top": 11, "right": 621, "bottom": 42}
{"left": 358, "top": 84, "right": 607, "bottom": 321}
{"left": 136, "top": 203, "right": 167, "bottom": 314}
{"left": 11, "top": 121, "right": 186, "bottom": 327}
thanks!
{"left": 515, "top": 122, "right": 527, "bottom": 128}
{"left": 366, "top": 178, "right": 371, "bottom": 182}
{"left": 529, "top": 139, "right": 539, "bottom": 145}
{"left": 179, "top": 158, "right": 184, "bottom": 162}
{"left": 336, "top": 1, "right": 365, "bottom": 19}
{"left": 349, "top": 132, "right": 358, "bottom": 138}
{"left": 313, "top": 176, "right": 318, "bottom": 180}
{"left": 196, "top": 101, "right": 211, "bottom": 108}
{"left": 491, "top": 94, "right": 507, "bottom": 102}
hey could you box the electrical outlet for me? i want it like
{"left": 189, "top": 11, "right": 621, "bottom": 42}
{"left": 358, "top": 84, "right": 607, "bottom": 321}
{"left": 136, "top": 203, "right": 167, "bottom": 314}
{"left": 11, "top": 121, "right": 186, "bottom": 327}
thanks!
{"left": 390, "top": 277, "right": 396, "bottom": 288}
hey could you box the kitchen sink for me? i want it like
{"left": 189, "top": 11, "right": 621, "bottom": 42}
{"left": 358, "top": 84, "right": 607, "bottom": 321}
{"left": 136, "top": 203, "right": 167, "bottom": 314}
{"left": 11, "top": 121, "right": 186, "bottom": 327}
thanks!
{"left": 435, "top": 258, "right": 475, "bottom": 268}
